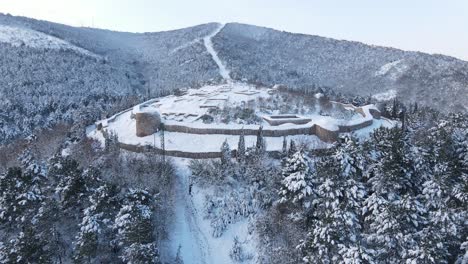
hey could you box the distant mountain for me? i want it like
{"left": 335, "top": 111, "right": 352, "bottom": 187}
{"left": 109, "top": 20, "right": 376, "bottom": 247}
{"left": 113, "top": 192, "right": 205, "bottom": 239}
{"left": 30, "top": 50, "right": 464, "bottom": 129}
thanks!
{"left": 0, "top": 13, "right": 466, "bottom": 142}
{"left": 214, "top": 23, "right": 468, "bottom": 112}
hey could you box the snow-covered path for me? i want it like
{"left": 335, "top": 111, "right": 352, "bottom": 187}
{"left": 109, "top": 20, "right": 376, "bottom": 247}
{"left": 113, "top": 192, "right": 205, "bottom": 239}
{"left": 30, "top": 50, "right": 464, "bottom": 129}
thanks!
{"left": 161, "top": 159, "right": 212, "bottom": 264}
{"left": 204, "top": 24, "right": 232, "bottom": 82}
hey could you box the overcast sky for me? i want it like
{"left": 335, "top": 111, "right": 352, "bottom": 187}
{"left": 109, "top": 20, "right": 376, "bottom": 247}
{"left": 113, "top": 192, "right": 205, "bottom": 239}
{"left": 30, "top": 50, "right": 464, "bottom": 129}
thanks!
{"left": 1, "top": 0, "right": 467, "bottom": 60}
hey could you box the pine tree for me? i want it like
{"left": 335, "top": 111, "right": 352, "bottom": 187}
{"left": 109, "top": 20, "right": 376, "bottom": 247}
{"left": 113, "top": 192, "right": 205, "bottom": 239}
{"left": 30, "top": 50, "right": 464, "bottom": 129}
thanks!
{"left": 73, "top": 184, "right": 115, "bottom": 262}
{"left": 282, "top": 136, "right": 288, "bottom": 157}
{"left": 104, "top": 130, "right": 120, "bottom": 153}
{"left": 413, "top": 122, "right": 466, "bottom": 263}
{"left": 0, "top": 167, "right": 22, "bottom": 225}
{"left": 50, "top": 156, "right": 88, "bottom": 209}
{"left": 279, "top": 150, "right": 315, "bottom": 205}
{"left": 288, "top": 139, "right": 297, "bottom": 157}
{"left": 237, "top": 131, "right": 246, "bottom": 162}
{"left": 4, "top": 226, "right": 51, "bottom": 263}
{"left": 114, "top": 189, "right": 159, "bottom": 264}
{"left": 74, "top": 208, "right": 100, "bottom": 263}
{"left": 0, "top": 150, "right": 46, "bottom": 225}
{"left": 301, "top": 136, "right": 370, "bottom": 263}
{"left": 363, "top": 127, "right": 424, "bottom": 263}
{"left": 256, "top": 125, "right": 266, "bottom": 155}
{"left": 221, "top": 139, "right": 231, "bottom": 165}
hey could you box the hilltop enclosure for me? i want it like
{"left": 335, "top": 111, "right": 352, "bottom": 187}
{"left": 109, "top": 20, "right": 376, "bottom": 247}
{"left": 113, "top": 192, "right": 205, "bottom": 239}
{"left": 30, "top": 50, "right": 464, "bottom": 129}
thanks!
{"left": 88, "top": 82, "right": 392, "bottom": 158}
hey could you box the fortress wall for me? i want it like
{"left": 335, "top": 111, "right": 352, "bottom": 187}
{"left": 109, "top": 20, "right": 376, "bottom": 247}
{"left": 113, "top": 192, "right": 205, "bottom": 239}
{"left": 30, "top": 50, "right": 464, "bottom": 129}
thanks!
{"left": 118, "top": 142, "right": 222, "bottom": 159}
{"left": 98, "top": 103, "right": 383, "bottom": 159}
{"left": 368, "top": 108, "right": 381, "bottom": 119}
{"left": 163, "top": 124, "right": 312, "bottom": 137}
{"left": 338, "top": 119, "right": 374, "bottom": 133}
{"left": 312, "top": 124, "right": 339, "bottom": 143}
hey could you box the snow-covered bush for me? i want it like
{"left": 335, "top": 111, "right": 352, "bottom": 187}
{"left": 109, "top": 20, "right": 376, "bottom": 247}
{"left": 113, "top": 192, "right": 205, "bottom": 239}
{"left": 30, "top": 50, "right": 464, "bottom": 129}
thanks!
{"left": 229, "top": 236, "right": 253, "bottom": 262}
{"left": 204, "top": 188, "right": 259, "bottom": 237}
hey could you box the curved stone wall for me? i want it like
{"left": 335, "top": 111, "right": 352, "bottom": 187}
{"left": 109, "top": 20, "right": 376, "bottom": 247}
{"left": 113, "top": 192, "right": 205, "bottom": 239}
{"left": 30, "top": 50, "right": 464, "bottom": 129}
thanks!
{"left": 100, "top": 104, "right": 383, "bottom": 158}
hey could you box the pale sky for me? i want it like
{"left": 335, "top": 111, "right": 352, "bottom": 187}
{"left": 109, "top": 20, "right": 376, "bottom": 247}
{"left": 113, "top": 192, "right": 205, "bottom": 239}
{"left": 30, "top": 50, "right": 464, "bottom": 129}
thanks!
{"left": 1, "top": 0, "right": 467, "bottom": 60}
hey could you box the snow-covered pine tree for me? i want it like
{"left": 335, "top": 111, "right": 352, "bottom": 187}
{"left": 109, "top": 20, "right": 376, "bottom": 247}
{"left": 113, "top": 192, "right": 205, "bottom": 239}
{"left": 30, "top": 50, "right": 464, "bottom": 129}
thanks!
{"left": 363, "top": 127, "right": 424, "bottom": 263}
{"left": 300, "top": 136, "right": 370, "bottom": 263}
{"left": 104, "top": 130, "right": 120, "bottom": 153}
{"left": 0, "top": 150, "right": 46, "bottom": 225}
{"left": 2, "top": 226, "right": 51, "bottom": 263}
{"left": 237, "top": 131, "right": 246, "bottom": 162}
{"left": 255, "top": 125, "right": 266, "bottom": 156}
{"left": 50, "top": 155, "right": 88, "bottom": 210}
{"left": 412, "top": 121, "right": 466, "bottom": 263}
{"left": 114, "top": 188, "right": 159, "bottom": 264}
{"left": 282, "top": 136, "right": 288, "bottom": 158}
{"left": 0, "top": 167, "right": 21, "bottom": 225}
{"left": 279, "top": 150, "right": 315, "bottom": 205}
{"left": 288, "top": 139, "right": 297, "bottom": 157}
{"left": 74, "top": 183, "right": 119, "bottom": 263}
{"left": 221, "top": 139, "right": 231, "bottom": 165}
{"left": 73, "top": 208, "right": 100, "bottom": 263}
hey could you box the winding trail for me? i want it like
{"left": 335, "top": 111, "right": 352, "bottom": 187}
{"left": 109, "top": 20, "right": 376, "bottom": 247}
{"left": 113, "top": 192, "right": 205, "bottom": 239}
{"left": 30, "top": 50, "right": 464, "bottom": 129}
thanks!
{"left": 203, "top": 23, "right": 232, "bottom": 83}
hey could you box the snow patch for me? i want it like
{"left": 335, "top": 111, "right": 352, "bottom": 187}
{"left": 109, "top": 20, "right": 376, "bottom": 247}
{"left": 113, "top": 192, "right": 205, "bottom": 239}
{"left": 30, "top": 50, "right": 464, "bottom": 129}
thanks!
{"left": 0, "top": 25, "right": 98, "bottom": 57}
{"left": 170, "top": 38, "right": 202, "bottom": 54}
{"left": 372, "top": 89, "right": 397, "bottom": 101}
{"left": 203, "top": 24, "right": 232, "bottom": 82}
{"left": 375, "top": 60, "right": 408, "bottom": 80}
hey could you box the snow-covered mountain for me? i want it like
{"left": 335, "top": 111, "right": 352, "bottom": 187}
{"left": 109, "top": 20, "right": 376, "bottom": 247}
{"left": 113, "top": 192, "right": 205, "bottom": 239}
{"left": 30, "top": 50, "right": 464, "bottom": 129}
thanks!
{"left": 0, "top": 13, "right": 467, "bottom": 142}
{"left": 214, "top": 23, "right": 468, "bottom": 112}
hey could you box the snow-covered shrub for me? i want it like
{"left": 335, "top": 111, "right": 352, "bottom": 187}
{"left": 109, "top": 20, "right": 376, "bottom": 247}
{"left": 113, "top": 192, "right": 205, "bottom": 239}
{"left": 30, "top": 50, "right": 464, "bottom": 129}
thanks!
{"left": 229, "top": 236, "right": 253, "bottom": 262}
{"left": 203, "top": 188, "right": 260, "bottom": 237}
{"left": 207, "top": 105, "right": 262, "bottom": 125}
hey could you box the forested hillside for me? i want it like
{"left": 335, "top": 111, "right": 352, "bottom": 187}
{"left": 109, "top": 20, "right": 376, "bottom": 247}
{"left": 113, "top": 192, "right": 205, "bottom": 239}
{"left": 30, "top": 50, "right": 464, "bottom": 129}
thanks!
{"left": 214, "top": 23, "right": 468, "bottom": 112}
{"left": 0, "top": 136, "right": 174, "bottom": 263}
{"left": 1, "top": 14, "right": 467, "bottom": 144}
{"left": 189, "top": 105, "right": 468, "bottom": 263}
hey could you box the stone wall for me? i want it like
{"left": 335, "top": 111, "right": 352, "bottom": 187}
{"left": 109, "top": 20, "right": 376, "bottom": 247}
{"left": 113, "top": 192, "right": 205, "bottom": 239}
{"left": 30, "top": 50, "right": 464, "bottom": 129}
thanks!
{"left": 118, "top": 142, "right": 222, "bottom": 159}
{"left": 338, "top": 119, "right": 374, "bottom": 133}
{"left": 312, "top": 124, "right": 339, "bottom": 142}
{"left": 163, "top": 124, "right": 312, "bottom": 137}
{"left": 102, "top": 105, "right": 383, "bottom": 158}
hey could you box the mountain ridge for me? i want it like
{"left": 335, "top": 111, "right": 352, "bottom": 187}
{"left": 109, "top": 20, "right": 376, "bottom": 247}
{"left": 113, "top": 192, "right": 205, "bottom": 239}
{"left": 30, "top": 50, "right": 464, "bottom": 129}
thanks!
{"left": 0, "top": 13, "right": 467, "bottom": 142}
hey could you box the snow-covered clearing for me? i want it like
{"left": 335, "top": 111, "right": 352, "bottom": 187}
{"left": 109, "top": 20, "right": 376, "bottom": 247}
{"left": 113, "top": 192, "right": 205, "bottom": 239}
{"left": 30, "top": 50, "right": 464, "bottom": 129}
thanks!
{"left": 171, "top": 38, "right": 202, "bottom": 54}
{"left": 204, "top": 24, "right": 232, "bottom": 82}
{"left": 372, "top": 89, "right": 397, "bottom": 101}
{"left": 0, "top": 25, "right": 98, "bottom": 57}
{"left": 374, "top": 59, "right": 409, "bottom": 80}
{"left": 161, "top": 158, "right": 257, "bottom": 264}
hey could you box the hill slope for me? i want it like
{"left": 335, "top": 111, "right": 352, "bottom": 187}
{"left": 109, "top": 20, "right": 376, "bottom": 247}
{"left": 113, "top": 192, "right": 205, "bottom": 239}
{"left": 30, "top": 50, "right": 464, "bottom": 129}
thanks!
{"left": 0, "top": 14, "right": 466, "bottom": 142}
{"left": 214, "top": 23, "right": 468, "bottom": 112}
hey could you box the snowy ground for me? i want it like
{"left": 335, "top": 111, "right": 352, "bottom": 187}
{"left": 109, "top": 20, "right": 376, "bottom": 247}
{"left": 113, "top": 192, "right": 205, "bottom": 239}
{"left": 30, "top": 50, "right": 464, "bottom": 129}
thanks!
{"left": 0, "top": 25, "right": 98, "bottom": 57}
{"left": 160, "top": 158, "right": 257, "bottom": 264}
{"left": 160, "top": 159, "right": 212, "bottom": 263}
{"left": 372, "top": 89, "right": 397, "bottom": 101}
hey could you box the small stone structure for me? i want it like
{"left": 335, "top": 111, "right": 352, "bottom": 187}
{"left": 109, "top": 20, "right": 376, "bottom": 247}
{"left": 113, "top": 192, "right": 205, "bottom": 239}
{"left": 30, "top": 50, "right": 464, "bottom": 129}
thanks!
{"left": 263, "top": 115, "right": 312, "bottom": 126}
{"left": 135, "top": 111, "right": 161, "bottom": 137}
